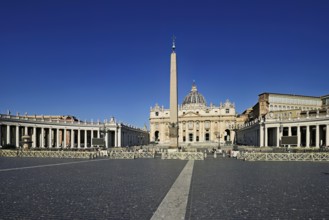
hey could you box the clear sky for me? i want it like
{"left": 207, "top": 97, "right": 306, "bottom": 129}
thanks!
{"left": 1, "top": 0, "right": 328, "bottom": 128}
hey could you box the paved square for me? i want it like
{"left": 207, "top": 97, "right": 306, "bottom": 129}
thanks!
{"left": 1, "top": 157, "right": 329, "bottom": 219}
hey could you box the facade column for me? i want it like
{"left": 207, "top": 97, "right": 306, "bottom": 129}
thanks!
{"left": 71, "top": 129, "right": 74, "bottom": 148}
{"left": 56, "top": 128, "right": 60, "bottom": 148}
{"left": 7, "top": 125, "right": 10, "bottom": 145}
{"left": 306, "top": 126, "right": 310, "bottom": 148}
{"left": 63, "top": 129, "right": 67, "bottom": 148}
{"left": 316, "top": 124, "right": 320, "bottom": 148}
{"left": 276, "top": 126, "right": 280, "bottom": 147}
{"left": 259, "top": 124, "right": 264, "bottom": 147}
{"left": 48, "top": 128, "right": 52, "bottom": 148}
{"left": 33, "top": 127, "right": 37, "bottom": 148}
{"left": 24, "top": 126, "right": 28, "bottom": 135}
{"left": 16, "top": 126, "right": 19, "bottom": 147}
{"left": 78, "top": 129, "right": 81, "bottom": 148}
{"left": 84, "top": 130, "right": 87, "bottom": 148}
{"left": 297, "top": 125, "right": 301, "bottom": 147}
{"left": 41, "top": 127, "right": 45, "bottom": 148}
{"left": 118, "top": 127, "right": 122, "bottom": 147}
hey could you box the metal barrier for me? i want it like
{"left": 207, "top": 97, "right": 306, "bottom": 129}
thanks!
{"left": 134, "top": 152, "right": 155, "bottom": 159}
{"left": 0, "top": 150, "right": 18, "bottom": 157}
{"left": 239, "top": 152, "right": 329, "bottom": 162}
{"left": 109, "top": 151, "right": 135, "bottom": 159}
{"left": 0, "top": 150, "right": 92, "bottom": 159}
{"left": 161, "top": 152, "right": 204, "bottom": 160}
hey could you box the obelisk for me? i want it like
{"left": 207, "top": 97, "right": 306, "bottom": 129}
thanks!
{"left": 169, "top": 36, "right": 178, "bottom": 149}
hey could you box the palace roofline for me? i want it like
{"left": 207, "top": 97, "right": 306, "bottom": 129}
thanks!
{"left": 258, "top": 92, "right": 321, "bottom": 99}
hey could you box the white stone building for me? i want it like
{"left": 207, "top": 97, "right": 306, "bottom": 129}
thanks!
{"left": 150, "top": 82, "right": 237, "bottom": 146}
{"left": 0, "top": 113, "right": 149, "bottom": 149}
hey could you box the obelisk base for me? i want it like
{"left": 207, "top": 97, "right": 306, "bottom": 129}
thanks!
{"left": 169, "top": 126, "right": 178, "bottom": 149}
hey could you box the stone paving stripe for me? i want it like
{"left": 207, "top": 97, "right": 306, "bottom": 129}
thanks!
{"left": 151, "top": 160, "right": 194, "bottom": 220}
{"left": 0, "top": 159, "right": 108, "bottom": 172}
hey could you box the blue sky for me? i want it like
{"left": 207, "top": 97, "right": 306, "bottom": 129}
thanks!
{"left": 1, "top": 0, "right": 328, "bottom": 128}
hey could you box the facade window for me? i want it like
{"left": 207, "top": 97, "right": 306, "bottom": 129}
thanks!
{"left": 183, "top": 136, "right": 186, "bottom": 142}
{"left": 196, "top": 136, "right": 199, "bottom": 142}
{"left": 183, "top": 112, "right": 185, "bottom": 115}
{"left": 155, "top": 112, "right": 159, "bottom": 116}
{"left": 205, "top": 133, "right": 210, "bottom": 141}
{"left": 189, "top": 133, "right": 193, "bottom": 142}
{"left": 226, "top": 109, "right": 229, "bottom": 114}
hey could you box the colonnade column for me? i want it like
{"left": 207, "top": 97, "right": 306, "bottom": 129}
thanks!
{"left": 84, "top": 130, "right": 87, "bottom": 148}
{"left": 71, "top": 129, "right": 74, "bottom": 148}
{"left": 288, "top": 126, "right": 292, "bottom": 148}
{"left": 33, "top": 127, "right": 36, "bottom": 148}
{"left": 7, "top": 125, "right": 10, "bottom": 145}
{"left": 259, "top": 124, "right": 264, "bottom": 147}
{"left": 64, "top": 129, "right": 67, "bottom": 148}
{"left": 56, "top": 128, "right": 60, "bottom": 148}
{"left": 326, "top": 124, "right": 329, "bottom": 146}
{"left": 105, "top": 131, "right": 108, "bottom": 148}
{"left": 276, "top": 126, "right": 280, "bottom": 147}
{"left": 118, "top": 127, "right": 121, "bottom": 147}
{"left": 0, "top": 125, "right": 2, "bottom": 147}
{"left": 41, "top": 128, "right": 44, "bottom": 148}
{"left": 49, "top": 128, "right": 52, "bottom": 148}
{"left": 90, "top": 130, "right": 92, "bottom": 147}
{"left": 97, "top": 130, "right": 100, "bottom": 148}
{"left": 24, "top": 126, "right": 28, "bottom": 135}
{"left": 264, "top": 126, "right": 268, "bottom": 147}
{"left": 16, "top": 126, "right": 19, "bottom": 147}
{"left": 78, "top": 129, "right": 81, "bottom": 148}
{"left": 114, "top": 128, "right": 117, "bottom": 147}
{"left": 316, "top": 124, "right": 319, "bottom": 148}
{"left": 297, "top": 125, "right": 301, "bottom": 147}
{"left": 306, "top": 126, "right": 310, "bottom": 148}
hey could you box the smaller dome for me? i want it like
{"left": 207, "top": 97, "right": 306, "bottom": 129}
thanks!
{"left": 182, "top": 82, "right": 206, "bottom": 106}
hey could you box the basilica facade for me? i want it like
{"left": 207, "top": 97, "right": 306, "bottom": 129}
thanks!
{"left": 150, "top": 82, "right": 237, "bottom": 146}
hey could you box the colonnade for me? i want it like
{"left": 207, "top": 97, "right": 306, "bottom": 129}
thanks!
{"left": 0, "top": 124, "right": 124, "bottom": 148}
{"left": 261, "top": 123, "right": 329, "bottom": 148}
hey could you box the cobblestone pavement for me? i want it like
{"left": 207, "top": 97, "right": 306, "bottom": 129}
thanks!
{"left": 186, "top": 158, "right": 329, "bottom": 220}
{"left": 1, "top": 157, "right": 329, "bottom": 219}
{"left": 0, "top": 157, "right": 186, "bottom": 220}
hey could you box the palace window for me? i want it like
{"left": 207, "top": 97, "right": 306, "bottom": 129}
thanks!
{"left": 183, "top": 136, "right": 186, "bottom": 142}
{"left": 196, "top": 136, "right": 199, "bottom": 142}
{"left": 155, "top": 112, "right": 159, "bottom": 116}
{"left": 226, "top": 109, "right": 229, "bottom": 114}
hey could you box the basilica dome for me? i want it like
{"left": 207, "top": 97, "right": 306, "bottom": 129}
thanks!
{"left": 182, "top": 82, "right": 206, "bottom": 107}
